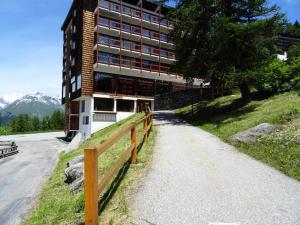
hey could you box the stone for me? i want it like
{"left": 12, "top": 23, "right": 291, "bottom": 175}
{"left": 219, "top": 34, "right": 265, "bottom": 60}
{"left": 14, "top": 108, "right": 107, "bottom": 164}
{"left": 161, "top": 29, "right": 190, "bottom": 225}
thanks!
{"left": 64, "top": 162, "right": 84, "bottom": 184}
{"left": 230, "top": 123, "right": 275, "bottom": 143}
{"left": 70, "top": 177, "right": 84, "bottom": 193}
{"left": 65, "top": 132, "right": 84, "bottom": 153}
{"left": 67, "top": 155, "right": 84, "bottom": 167}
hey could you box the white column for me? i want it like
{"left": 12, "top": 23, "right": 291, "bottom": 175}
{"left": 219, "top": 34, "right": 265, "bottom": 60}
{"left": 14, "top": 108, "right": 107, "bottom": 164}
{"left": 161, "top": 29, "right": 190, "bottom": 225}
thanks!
{"left": 134, "top": 100, "right": 137, "bottom": 113}
{"left": 113, "top": 98, "right": 117, "bottom": 112}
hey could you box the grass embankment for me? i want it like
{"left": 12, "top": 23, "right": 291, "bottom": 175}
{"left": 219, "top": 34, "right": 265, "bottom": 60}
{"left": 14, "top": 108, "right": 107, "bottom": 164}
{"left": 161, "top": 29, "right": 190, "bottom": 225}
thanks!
{"left": 24, "top": 113, "right": 156, "bottom": 225}
{"left": 177, "top": 91, "right": 300, "bottom": 180}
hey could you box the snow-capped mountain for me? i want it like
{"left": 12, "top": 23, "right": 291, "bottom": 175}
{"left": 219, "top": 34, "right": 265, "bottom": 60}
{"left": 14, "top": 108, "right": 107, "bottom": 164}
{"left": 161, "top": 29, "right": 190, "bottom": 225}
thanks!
{"left": 0, "top": 97, "right": 8, "bottom": 109}
{"left": 0, "top": 92, "right": 63, "bottom": 124}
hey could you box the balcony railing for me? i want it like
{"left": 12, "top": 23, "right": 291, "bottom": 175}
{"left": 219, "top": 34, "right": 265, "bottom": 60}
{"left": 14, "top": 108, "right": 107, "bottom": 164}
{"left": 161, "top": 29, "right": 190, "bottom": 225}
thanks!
{"left": 98, "top": 0, "right": 174, "bottom": 28}
{"left": 96, "top": 53, "right": 174, "bottom": 74}
{"left": 97, "top": 35, "right": 175, "bottom": 59}
{"left": 97, "top": 17, "right": 173, "bottom": 44}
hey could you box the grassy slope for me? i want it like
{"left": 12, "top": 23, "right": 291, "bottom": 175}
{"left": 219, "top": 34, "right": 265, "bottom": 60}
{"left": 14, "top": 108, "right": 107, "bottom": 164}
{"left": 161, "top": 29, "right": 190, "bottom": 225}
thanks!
{"left": 177, "top": 91, "right": 300, "bottom": 180}
{"left": 24, "top": 113, "right": 156, "bottom": 225}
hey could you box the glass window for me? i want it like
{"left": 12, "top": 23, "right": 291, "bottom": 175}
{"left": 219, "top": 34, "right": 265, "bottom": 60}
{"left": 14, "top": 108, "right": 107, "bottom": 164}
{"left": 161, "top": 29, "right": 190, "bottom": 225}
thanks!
{"left": 81, "top": 100, "right": 85, "bottom": 113}
{"left": 160, "top": 50, "right": 168, "bottom": 57}
{"left": 132, "top": 10, "right": 141, "bottom": 17}
{"left": 117, "top": 77, "right": 135, "bottom": 95}
{"left": 111, "top": 21, "right": 121, "bottom": 29}
{"left": 152, "top": 32, "right": 160, "bottom": 39}
{"left": 99, "top": 18, "right": 109, "bottom": 26}
{"left": 117, "top": 100, "right": 134, "bottom": 112}
{"left": 122, "top": 24, "right": 130, "bottom": 32}
{"left": 111, "top": 4, "right": 120, "bottom": 11}
{"left": 122, "top": 7, "right": 131, "bottom": 14}
{"left": 160, "top": 34, "right": 168, "bottom": 42}
{"left": 131, "top": 27, "right": 141, "bottom": 34}
{"left": 152, "top": 16, "right": 159, "bottom": 23}
{"left": 94, "top": 73, "right": 115, "bottom": 93}
{"left": 82, "top": 116, "right": 89, "bottom": 125}
{"left": 99, "top": 36, "right": 109, "bottom": 45}
{"left": 142, "top": 13, "right": 150, "bottom": 21}
{"left": 137, "top": 79, "right": 154, "bottom": 96}
{"left": 142, "top": 45, "right": 151, "bottom": 54}
{"left": 123, "top": 40, "right": 131, "bottom": 49}
{"left": 160, "top": 19, "right": 168, "bottom": 26}
{"left": 98, "top": 52, "right": 110, "bottom": 63}
{"left": 72, "top": 82, "right": 76, "bottom": 93}
{"left": 94, "top": 98, "right": 114, "bottom": 111}
{"left": 110, "top": 39, "right": 120, "bottom": 47}
{"left": 142, "top": 29, "right": 151, "bottom": 37}
{"left": 62, "top": 85, "right": 66, "bottom": 98}
{"left": 99, "top": 0, "right": 109, "bottom": 8}
{"left": 77, "top": 74, "right": 82, "bottom": 90}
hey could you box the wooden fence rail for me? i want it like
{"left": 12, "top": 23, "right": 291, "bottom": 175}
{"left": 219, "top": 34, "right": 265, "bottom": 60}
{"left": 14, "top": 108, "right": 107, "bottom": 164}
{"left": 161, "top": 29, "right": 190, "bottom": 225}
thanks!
{"left": 84, "top": 112, "right": 153, "bottom": 225}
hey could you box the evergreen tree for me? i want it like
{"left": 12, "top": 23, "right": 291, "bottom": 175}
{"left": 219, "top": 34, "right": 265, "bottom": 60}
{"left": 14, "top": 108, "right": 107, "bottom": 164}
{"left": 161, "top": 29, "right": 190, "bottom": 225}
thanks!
{"left": 31, "top": 116, "right": 40, "bottom": 131}
{"left": 169, "top": 0, "right": 284, "bottom": 100}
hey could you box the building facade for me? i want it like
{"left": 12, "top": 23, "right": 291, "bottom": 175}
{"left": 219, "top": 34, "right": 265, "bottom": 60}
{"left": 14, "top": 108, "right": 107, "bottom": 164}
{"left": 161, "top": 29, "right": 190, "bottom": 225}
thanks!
{"left": 61, "top": 0, "right": 200, "bottom": 139}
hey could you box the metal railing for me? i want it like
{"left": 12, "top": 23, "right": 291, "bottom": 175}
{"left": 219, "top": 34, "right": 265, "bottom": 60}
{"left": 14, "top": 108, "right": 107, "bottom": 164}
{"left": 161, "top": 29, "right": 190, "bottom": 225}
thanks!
{"left": 98, "top": 0, "right": 174, "bottom": 28}
{"left": 96, "top": 53, "right": 173, "bottom": 74}
{"left": 97, "top": 17, "right": 173, "bottom": 44}
{"left": 97, "top": 34, "right": 176, "bottom": 59}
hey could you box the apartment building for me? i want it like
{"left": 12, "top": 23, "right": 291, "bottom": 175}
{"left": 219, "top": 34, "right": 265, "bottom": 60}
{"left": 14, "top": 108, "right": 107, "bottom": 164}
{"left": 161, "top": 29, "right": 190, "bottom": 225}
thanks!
{"left": 61, "top": 0, "right": 200, "bottom": 139}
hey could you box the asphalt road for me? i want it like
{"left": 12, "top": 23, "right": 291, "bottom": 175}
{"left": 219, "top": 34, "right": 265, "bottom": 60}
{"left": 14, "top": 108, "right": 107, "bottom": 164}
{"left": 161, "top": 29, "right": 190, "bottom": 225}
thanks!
{"left": 131, "top": 111, "right": 300, "bottom": 225}
{"left": 0, "top": 132, "right": 66, "bottom": 225}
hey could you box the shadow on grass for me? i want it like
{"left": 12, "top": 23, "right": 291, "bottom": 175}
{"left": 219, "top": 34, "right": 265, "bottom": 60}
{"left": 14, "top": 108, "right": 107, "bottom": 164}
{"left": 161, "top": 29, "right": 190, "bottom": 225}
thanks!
{"left": 180, "top": 98, "right": 259, "bottom": 127}
{"left": 98, "top": 140, "right": 146, "bottom": 214}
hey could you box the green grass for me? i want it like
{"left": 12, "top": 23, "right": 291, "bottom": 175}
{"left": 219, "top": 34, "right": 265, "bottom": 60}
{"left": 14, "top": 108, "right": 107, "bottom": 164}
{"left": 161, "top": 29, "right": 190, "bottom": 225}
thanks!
{"left": 24, "top": 113, "right": 156, "bottom": 225}
{"left": 177, "top": 91, "right": 300, "bottom": 180}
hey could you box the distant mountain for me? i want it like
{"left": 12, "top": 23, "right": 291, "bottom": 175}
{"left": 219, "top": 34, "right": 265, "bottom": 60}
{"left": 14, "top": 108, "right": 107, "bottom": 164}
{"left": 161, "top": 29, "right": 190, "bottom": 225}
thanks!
{"left": 0, "top": 97, "right": 8, "bottom": 109}
{"left": 0, "top": 92, "right": 63, "bottom": 124}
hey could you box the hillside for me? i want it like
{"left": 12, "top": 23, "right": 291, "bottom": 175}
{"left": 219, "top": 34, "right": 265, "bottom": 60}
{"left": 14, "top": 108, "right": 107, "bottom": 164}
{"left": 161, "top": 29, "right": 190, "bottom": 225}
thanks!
{"left": 177, "top": 91, "right": 300, "bottom": 180}
{"left": 0, "top": 93, "right": 63, "bottom": 124}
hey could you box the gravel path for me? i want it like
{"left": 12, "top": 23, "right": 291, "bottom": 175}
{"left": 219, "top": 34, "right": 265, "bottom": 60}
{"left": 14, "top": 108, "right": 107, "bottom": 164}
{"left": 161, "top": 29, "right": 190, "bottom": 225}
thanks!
{"left": 0, "top": 132, "right": 66, "bottom": 225}
{"left": 131, "top": 111, "right": 300, "bottom": 225}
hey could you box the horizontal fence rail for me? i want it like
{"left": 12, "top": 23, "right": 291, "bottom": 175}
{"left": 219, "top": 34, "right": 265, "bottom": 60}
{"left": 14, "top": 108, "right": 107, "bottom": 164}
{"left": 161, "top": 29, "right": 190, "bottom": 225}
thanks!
{"left": 84, "top": 112, "right": 153, "bottom": 225}
{"left": 0, "top": 141, "right": 18, "bottom": 158}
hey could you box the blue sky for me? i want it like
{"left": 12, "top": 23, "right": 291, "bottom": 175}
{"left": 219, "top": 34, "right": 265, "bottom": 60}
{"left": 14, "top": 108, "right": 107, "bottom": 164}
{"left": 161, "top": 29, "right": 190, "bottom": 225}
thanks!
{"left": 0, "top": 0, "right": 299, "bottom": 100}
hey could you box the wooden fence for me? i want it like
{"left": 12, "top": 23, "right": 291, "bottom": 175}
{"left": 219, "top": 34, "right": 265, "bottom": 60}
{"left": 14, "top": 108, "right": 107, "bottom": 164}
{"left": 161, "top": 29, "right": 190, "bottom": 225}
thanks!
{"left": 84, "top": 112, "right": 153, "bottom": 225}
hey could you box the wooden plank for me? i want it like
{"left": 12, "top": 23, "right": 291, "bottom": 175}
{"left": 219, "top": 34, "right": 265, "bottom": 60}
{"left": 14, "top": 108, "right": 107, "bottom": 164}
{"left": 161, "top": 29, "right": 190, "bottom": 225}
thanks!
{"left": 95, "top": 124, "right": 133, "bottom": 157}
{"left": 84, "top": 148, "right": 99, "bottom": 225}
{"left": 136, "top": 117, "right": 145, "bottom": 126}
{"left": 97, "top": 144, "right": 134, "bottom": 196}
{"left": 131, "top": 122, "right": 137, "bottom": 164}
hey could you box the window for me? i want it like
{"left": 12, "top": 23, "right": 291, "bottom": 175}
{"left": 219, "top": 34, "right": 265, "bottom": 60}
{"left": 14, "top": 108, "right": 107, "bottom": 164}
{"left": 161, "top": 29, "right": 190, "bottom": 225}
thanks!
{"left": 111, "top": 4, "right": 120, "bottom": 11}
{"left": 142, "top": 13, "right": 151, "bottom": 21}
{"left": 117, "top": 100, "right": 134, "bottom": 112}
{"left": 81, "top": 100, "right": 85, "bottom": 113}
{"left": 117, "top": 77, "right": 135, "bottom": 95}
{"left": 94, "top": 73, "right": 115, "bottom": 93}
{"left": 99, "top": 18, "right": 109, "bottom": 26}
{"left": 122, "top": 24, "right": 130, "bottom": 32}
{"left": 83, "top": 116, "right": 89, "bottom": 125}
{"left": 122, "top": 7, "right": 131, "bottom": 14}
{"left": 123, "top": 40, "right": 131, "bottom": 49}
{"left": 111, "top": 21, "right": 121, "bottom": 29}
{"left": 99, "top": 0, "right": 109, "bottom": 8}
{"left": 160, "top": 34, "right": 168, "bottom": 42}
{"left": 137, "top": 79, "right": 154, "bottom": 96}
{"left": 131, "top": 27, "right": 141, "bottom": 34}
{"left": 62, "top": 85, "right": 66, "bottom": 98}
{"left": 160, "top": 50, "right": 168, "bottom": 58}
{"left": 142, "top": 45, "right": 151, "bottom": 54}
{"left": 77, "top": 74, "right": 81, "bottom": 90}
{"left": 160, "top": 19, "right": 168, "bottom": 26}
{"left": 94, "top": 98, "right": 114, "bottom": 111}
{"left": 71, "top": 76, "right": 76, "bottom": 93}
{"left": 98, "top": 52, "right": 110, "bottom": 63}
{"left": 142, "top": 29, "right": 151, "bottom": 37}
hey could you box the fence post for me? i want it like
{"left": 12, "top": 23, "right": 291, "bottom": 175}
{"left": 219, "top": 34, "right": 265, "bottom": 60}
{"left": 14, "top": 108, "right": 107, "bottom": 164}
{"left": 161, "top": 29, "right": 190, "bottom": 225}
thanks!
{"left": 131, "top": 122, "right": 137, "bottom": 164}
{"left": 144, "top": 116, "right": 148, "bottom": 141}
{"left": 84, "top": 148, "right": 99, "bottom": 225}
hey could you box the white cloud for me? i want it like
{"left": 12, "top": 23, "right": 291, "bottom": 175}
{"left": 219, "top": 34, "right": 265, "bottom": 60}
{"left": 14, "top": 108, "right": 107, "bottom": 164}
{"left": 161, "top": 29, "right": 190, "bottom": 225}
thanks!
{"left": 2, "top": 93, "right": 24, "bottom": 103}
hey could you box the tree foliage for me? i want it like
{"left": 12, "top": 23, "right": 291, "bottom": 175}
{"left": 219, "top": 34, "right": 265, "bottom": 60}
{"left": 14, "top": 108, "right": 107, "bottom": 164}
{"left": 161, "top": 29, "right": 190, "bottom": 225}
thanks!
{"left": 0, "top": 110, "right": 64, "bottom": 134}
{"left": 168, "top": 0, "right": 285, "bottom": 100}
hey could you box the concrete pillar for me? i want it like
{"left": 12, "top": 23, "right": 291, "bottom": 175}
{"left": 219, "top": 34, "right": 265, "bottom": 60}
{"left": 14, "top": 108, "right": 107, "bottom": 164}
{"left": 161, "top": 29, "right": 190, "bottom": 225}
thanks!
{"left": 134, "top": 100, "right": 137, "bottom": 113}
{"left": 113, "top": 98, "right": 117, "bottom": 112}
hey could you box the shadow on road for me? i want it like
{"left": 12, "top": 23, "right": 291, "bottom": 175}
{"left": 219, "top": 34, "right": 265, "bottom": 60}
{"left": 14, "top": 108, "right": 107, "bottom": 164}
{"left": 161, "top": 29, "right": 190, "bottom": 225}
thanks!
{"left": 153, "top": 111, "right": 190, "bottom": 127}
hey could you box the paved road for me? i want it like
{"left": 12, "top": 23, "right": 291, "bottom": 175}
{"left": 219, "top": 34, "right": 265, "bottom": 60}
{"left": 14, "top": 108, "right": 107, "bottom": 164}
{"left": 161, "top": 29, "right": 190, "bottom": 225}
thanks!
{"left": 131, "top": 111, "right": 300, "bottom": 225}
{"left": 0, "top": 132, "right": 66, "bottom": 225}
